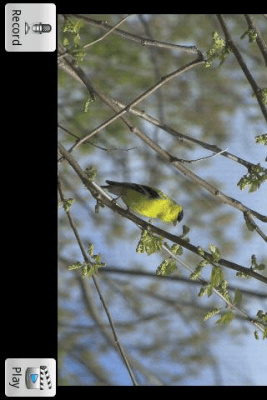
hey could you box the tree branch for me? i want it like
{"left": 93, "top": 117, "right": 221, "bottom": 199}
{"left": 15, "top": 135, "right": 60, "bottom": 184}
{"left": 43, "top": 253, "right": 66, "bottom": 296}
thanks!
{"left": 58, "top": 142, "right": 267, "bottom": 285}
{"left": 100, "top": 267, "right": 267, "bottom": 299}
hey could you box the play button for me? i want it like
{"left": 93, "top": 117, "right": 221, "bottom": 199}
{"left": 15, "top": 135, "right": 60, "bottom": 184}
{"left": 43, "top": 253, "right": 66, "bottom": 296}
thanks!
{"left": 29, "top": 373, "right": 38, "bottom": 384}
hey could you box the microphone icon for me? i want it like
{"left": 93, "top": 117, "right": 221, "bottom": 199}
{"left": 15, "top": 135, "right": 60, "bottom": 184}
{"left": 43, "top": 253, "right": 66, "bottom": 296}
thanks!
{"left": 32, "top": 23, "right": 52, "bottom": 34}
{"left": 25, "top": 22, "right": 52, "bottom": 35}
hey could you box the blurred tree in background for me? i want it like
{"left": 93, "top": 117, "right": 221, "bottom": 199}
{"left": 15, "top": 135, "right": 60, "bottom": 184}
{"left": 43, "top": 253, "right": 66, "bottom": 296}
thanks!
{"left": 58, "top": 14, "right": 267, "bottom": 385}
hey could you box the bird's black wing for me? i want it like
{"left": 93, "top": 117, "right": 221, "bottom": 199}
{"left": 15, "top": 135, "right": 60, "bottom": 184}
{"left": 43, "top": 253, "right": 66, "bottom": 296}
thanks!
{"left": 105, "top": 181, "right": 160, "bottom": 199}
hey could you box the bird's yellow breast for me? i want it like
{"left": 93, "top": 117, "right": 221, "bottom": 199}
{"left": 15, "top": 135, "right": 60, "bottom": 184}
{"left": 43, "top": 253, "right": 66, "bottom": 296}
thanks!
{"left": 123, "top": 189, "right": 181, "bottom": 223}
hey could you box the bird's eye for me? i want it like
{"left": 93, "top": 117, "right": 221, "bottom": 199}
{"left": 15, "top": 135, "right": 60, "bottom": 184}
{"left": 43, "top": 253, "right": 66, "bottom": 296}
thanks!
{"left": 177, "top": 210, "right": 184, "bottom": 223}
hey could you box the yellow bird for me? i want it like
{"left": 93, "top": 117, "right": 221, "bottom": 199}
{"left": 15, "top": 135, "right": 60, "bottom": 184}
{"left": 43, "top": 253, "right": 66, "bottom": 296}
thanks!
{"left": 101, "top": 180, "right": 183, "bottom": 225}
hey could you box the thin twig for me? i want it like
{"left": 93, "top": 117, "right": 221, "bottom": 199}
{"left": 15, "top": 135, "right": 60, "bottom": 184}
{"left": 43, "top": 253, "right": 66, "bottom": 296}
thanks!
{"left": 162, "top": 245, "right": 266, "bottom": 334}
{"left": 58, "top": 123, "right": 136, "bottom": 152}
{"left": 111, "top": 98, "right": 266, "bottom": 172}
{"left": 72, "top": 14, "right": 201, "bottom": 55}
{"left": 243, "top": 14, "right": 267, "bottom": 67}
{"left": 67, "top": 57, "right": 205, "bottom": 152}
{"left": 216, "top": 14, "right": 267, "bottom": 122}
{"left": 58, "top": 178, "right": 138, "bottom": 386}
{"left": 91, "top": 275, "right": 138, "bottom": 385}
{"left": 138, "top": 14, "right": 165, "bottom": 127}
{"left": 58, "top": 15, "right": 133, "bottom": 61}
{"left": 83, "top": 14, "right": 134, "bottom": 49}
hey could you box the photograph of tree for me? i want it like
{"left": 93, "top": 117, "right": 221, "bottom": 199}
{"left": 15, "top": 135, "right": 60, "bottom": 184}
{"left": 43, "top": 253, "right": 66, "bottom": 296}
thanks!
{"left": 58, "top": 14, "right": 267, "bottom": 386}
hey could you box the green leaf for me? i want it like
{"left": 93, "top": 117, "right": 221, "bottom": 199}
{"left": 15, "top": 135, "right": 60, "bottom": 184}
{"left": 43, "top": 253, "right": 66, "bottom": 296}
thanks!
{"left": 211, "top": 266, "right": 224, "bottom": 288}
{"left": 240, "top": 29, "right": 257, "bottom": 42}
{"left": 156, "top": 258, "right": 177, "bottom": 277}
{"left": 209, "top": 244, "right": 221, "bottom": 263}
{"left": 61, "top": 17, "right": 86, "bottom": 63}
{"left": 197, "top": 246, "right": 205, "bottom": 257}
{"left": 198, "top": 284, "right": 213, "bottom": 298}
{"left": 68, "top": 261, "right": 83, "bottom": 270}
{"left": 86, "top": 263, "right": 102, "bottom": 278}
{"left": 256, "top": 310, "right": 267, "bottom": 324}
{"left": 71, "top": 48, "right": 86, "bottom": 63}
{"left": 68, "top": 244, "right": 106, "bottom": 279}
{"left": 85, "top": 165, "right": 97, "bottom": 181}
{"left": 88, "top": 243, "right": 94, "bottom": 257}
{"left": 261, "top": 88, "right": 267, "bottom": 104}
{"left": 181, "top": 225, "right": 190, "bottom": 237}
{"left": 215, "top": 278, "right": 231, "bottom": 303}
{"left": 136, "top": 230, "right": 163, "bottom": 255}
{"left": 93, "top": 254, "right": 101, "bottom": 263}
{"left": 63, "top": 198, "right": 75, "bottom": 212}
{"left": 83, "top": 97, "right": 95, "bottom": 113}
{"left": 236, "top": 271, "right": 251, "bottom": 279}
{"left": 203, "top": 308, "right": 221, "bottom": 321}
{"left": 95, "top": 200, "right": 103, "bottom": 214}
{"left": 73, "top": 33, "right": 81, "bottom": 47}
{"left": 190, "top": 260, "right": 207, "bottom": 280}
{"left": 170, "top": 243, "right": 183, "bottom": 256}
{"left": 256, "top": 263, "right": 265, "bottom": 271}
{"left": 237, "top": 163, "right": 267, "bottom": 193}
{"left": 205, "top": 31, "right": 231, "bottom": 67}
{"left": 62, "top": 37, "right": 69, "bottom": 47}
{"left": 254, "top": 330, "right": 259, "bottom": 340}
{"left": 216, "top": 310, "right": 235, "bottom": 325}
{"left": 234, "top": 289, "right": 242, "bottom": 305}
{"left": 254, "top": 326, "right": 267, "bottom": 340}
{"left": 251, "top": 255, "right": 266, "bottom": 272}
{"left": 82, "top": 265, "right": 89, "bottom": 278}
{"left": 245, "top": 220, "right": 255, "bottom": 231}
{"left": 255, "top": 134, "right": 267, "bottom": 145}
{"left": 62, "top": 18, "right": 84, "bottom": 34}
